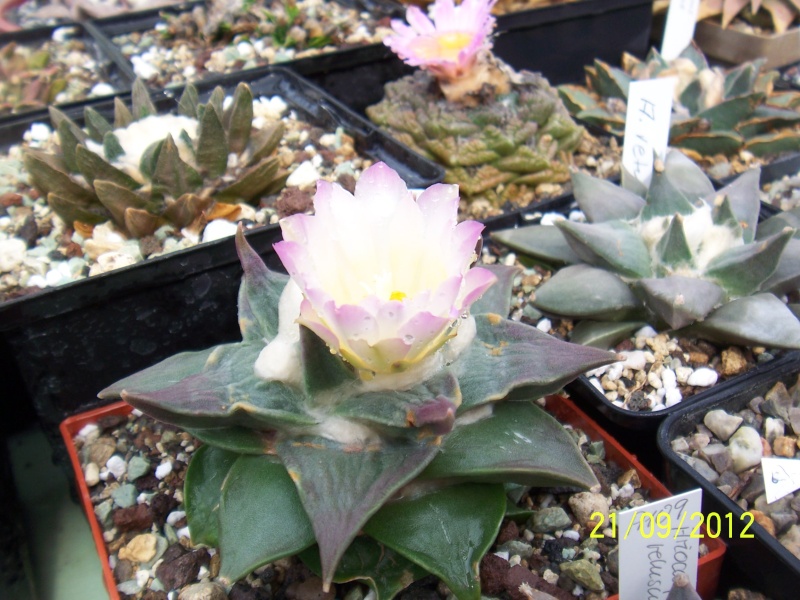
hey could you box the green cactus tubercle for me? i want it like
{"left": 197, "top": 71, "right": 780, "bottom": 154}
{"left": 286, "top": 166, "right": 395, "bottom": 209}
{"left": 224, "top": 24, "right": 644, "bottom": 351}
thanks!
{"left": 492, "top": 151, "right": 800, "bottom": 350}
{"left": 22, "top": 80, "right": 288, "bottom": 238}
{"left": 558, "top": 44, "right": 800, "bottom": 159}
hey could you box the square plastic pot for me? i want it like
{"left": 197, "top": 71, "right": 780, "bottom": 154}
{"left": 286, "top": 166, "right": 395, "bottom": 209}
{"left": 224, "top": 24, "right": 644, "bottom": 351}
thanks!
{"left": 0, "top": 67, "right": 443, "bottom": 448}
{"left": 60, "top": 394, "right": 726, "bottom": 600}
{"left": 657, "top": 351, "right": 800, "bottom": 599}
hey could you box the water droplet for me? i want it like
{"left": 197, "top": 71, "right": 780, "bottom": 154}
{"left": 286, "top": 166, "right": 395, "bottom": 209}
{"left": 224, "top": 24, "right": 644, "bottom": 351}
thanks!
{"left": 403, "top": 334, "right": 414, "bottom": 344}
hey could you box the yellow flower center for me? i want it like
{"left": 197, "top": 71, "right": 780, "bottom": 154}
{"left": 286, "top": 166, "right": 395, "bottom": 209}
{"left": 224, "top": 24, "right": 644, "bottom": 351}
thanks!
{"left": 412, "top": 31, "right": 474, "bottom": 62}
{"left": 390, "top": 291, "right": 407, "bottom": 302}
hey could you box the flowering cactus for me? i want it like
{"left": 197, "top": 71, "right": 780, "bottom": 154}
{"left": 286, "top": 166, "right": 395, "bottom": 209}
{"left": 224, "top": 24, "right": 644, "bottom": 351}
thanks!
{"left": 99, "top": 162, "right": 615, "bottom": 598}
{"left": 384, "top": 0, "right": 509, "bottom": 103}
{"left": 492, "top": 151, "right": 800, "bottom": 349}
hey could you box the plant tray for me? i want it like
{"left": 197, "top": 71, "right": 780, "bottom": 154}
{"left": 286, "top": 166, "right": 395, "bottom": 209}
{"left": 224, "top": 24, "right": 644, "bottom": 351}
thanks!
{"left": 694, "top": 19, "right": 800, "bottom": 71}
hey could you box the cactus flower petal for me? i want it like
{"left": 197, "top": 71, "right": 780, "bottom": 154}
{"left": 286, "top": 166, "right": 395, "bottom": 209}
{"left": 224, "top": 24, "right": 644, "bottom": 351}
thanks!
{"left": 274, "top": 162, "right": 496, "bottom": 375}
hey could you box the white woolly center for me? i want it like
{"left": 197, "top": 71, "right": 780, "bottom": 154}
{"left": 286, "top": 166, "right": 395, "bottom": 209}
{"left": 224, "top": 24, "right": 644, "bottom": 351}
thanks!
{"left": 254, "top": 279, "right": 304, "bottom": 385}
{"left": 308, "top": 415, "right": 380, "bottom": 446}
{"left": 454, "top": 403, "right": 494, "bottom": 427}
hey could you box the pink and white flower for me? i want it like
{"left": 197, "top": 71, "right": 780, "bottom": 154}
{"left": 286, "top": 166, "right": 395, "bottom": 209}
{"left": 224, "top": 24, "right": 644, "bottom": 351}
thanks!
{"left": 272, "top": 162, "right": 496, "bottom": 375}
{"left": 384, "top": 0, "right": 496, "bottom": 82}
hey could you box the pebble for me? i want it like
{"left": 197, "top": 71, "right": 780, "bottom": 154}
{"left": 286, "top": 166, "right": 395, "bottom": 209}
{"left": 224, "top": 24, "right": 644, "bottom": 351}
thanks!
{"left": 0, "top": 238, "right": 27, "bottom": 272}
{"left": 111, "top": 484, "right": 138, "bottom": 509}
{"left": 560, "top": 559, "right": 604, "bottom": 592}
{"left": 106, "top": 455, "right": 127, "bottom": 480}
{"left": 774, "top": 436, "right": 796, "bottom": 458}
{"left": 567, "top": 492, "right": 608, "bottom": 528}
{"left": 286, "top": 160, "right": 320, "bottom": 187}
{"left": 686, "top": 367, "right": 718, "bottom": 387}
{"left": 729, "top": 426, "right": 764, "bottom": 472}
{"left": 127, "top": 455, "right": 150, "bottom": 481}
{"left": 531, "top": 507, "right": 572, "bottom": 533}
{"left": 118, "top": 534, "right": 158, "bottom": 563}
{"left": 201, "top": 219, "right": 238, "bottom": 243}
{"left": 156, "top": 461, "right": 174, "bottom": 480}
{"left": 703, "top": 409, "right": 743, "bottom": 441}
{"left": 178, "top": 582, "right": 228, "bottom": 600}
{"left": 84, "top": 462, "right": 100, "bottom": 487}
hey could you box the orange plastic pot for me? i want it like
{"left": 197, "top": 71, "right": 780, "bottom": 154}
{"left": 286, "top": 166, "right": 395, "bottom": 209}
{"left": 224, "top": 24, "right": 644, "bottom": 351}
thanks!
{"left": 60, "top": 396, "right": 725, "bottom": 600}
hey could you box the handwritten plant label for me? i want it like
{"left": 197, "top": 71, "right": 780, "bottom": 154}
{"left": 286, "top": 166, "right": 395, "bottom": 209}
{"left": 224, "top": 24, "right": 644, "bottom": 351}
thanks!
{"left": 661, "top": 0, "right": 700, "bottom": 60}
{"left": 618, "top": 488, "right": 702, "bottom": 600}
{"left": 622, "top": 77, "right": 677, "bottom": 187}
{"left": 763, "top": 457, "right": 800, "bottom": 503}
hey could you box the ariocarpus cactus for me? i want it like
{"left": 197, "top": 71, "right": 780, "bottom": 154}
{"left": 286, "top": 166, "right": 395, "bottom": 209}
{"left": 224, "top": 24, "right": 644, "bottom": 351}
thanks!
{"left": 100, "top": 162, "right": 615, "bottom": 598}
{"left": 493, "top": 151, "right": 800, "bottom": 350}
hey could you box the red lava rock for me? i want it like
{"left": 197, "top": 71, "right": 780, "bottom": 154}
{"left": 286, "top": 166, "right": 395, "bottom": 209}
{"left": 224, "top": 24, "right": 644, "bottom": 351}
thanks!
{"left": 139, "top": 235, "right": 163, "bottom": 257}
{"left": 496, "top": 520, "right": 520, "bottom": 545}
{"left": 149, "top": 492, "right": 179, "bottom": 526}
{"left": 0, "top": 192, "right": 23, "bottom": 207}
{"left": 156, "top": 547, "right": 210, "bottom": 590}
{"left": 335, "top": 173, "right": 356, "bottom": 194}
{"left": 97, "top": 414, "right": 128, "bottom": 431}
{"left": 229, "top": 583, "right": 272, "bottom": 600}
{"left": 61, "top": 241, "right": 84, "bottom": 258}
{"left": 276, "top": 188, "right": 314, "bottom": 218}
{"left": 113, "top": 504, "right": 154, "bottom": 532}
{"left": 600, "top": 571, "right": 618, "bottom": 595}
{"left": 479, "top": 553, "right": 509, "bottom": 596}
{"left": 505, "top": 565, "right": 572, "bottom": 600}
{"left": 134, "top": 474, "right": 160, "bottom": 492}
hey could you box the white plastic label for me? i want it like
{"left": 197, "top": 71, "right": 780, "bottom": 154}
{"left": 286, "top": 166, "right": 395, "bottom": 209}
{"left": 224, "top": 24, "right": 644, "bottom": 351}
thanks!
{"left": 762, "top": 457, "right": 800, "bottom": 503}
{"left": 661, "top": 0, "right": 700, "bottom": 60}
{"left": 622, "top": 77, "right": 677, "bottom": 187}
{"left": 618, "top": 488, "right": 702, "bottom": 600}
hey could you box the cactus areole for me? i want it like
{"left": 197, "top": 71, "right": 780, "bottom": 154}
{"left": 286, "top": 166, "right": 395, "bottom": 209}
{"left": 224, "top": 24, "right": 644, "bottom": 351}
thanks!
{"left": 99, "top": 162, "right": 616, "bottom": 599}
{"left": 367, "top": 0, "right": 585, "bottom": 213}
{"left": 492, "top": 151, "right": 800, "bottom": 351}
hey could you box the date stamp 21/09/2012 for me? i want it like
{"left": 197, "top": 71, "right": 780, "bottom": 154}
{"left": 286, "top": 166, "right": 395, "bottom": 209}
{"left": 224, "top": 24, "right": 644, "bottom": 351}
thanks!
{"left": 588, "top": 509, "right": 755, "bottom": 540}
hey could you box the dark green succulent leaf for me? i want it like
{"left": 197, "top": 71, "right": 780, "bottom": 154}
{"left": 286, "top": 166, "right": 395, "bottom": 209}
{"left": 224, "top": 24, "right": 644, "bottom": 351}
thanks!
{"left": 558, "top": 220, "right": 652, "bottom": 278}
{"left": 83, "top": 106, "right": 113, "bottom": 143}
{"left": 299, "top": 537, "right": 426, "bottom": 600}
{"left": 47, "top": 192, "right": 111, "bottom": 226}
{"left": 621, "top": 164, "right": 649, "bottom": 197}
{"left": 98, "top": 342, "right": 316, "bottom": 429}
{"left": 490, "top": 225, "right": 579, "bottom": 268}
{"left": 219, "top": 455, "right": 315, "bottom": 582}
{"left": 670, "top": 116, "right": 703, "bottom": 139}
{"left": 591, "top": 60, "right": 631, "bottom": 99}
{"left": 334, "top": 370, "right": 459, "bottom": 436}
{"left": 557, "top": 84, "right": 599, "bottom": 114}
{"left": 757, "top": 207, "right": 800, "bottom": 240}
{"left": 178, "top": 84, "right": 200, "bottom": 118}
{"left": 678, "top": 80, "right": 702, "bottom": 116}
{"left": 753, "top": 105, "right": 800, "bottom": 124}
{"left": 706, "top": 228, "right": 794, "bottom": 296}
{"left": 469, "top": 263, "right": 520, "bottom": 316}
{"left": 249, "top": 122, "right": 285, "bottom": 167}
{"left": 152, "top": 134, "right": 203, "bottom": 198}
{"left": 724, "top": 61, "right": 760, "bottom": 97}
{"left": 705, "top": 168, "right": 760, "bottom": 243}
{"left": 187, "top": 426, "right": 276, "bottom": 455}
{"left": 533, "top": 264, "right": 642, "bottom": 320}
{"left": 114, "top": 96, "right": 133, "bottom": 128}
{"left": 139, "top": 139, "right": 163, "bottom": 182}
{"left": 75, "top": 145, "right": 140, "bottom": 191}
{"left": 574, "top": 107, "right": 625, "bottom": 135}
{"left": 745, "top": 130, "right": 800, "bottom": 157}
{"left": 693, "top": 294, "right": 800, "bottom": 349}
{"left": 671, "top": 131, "right": 744, "bottom": 157}
{"left": 572, "top": 171, "right": 646, "bottom": 223}
{"left": 643, "top": 152, "right": 713, "bottom": 219}
{"left": 184, "top": 444, "right": 239, "bottom": 547}
{"left": 57, "top": 120, "right": 81, "bottom": 173}
{"left": 364, "top": 483, "right": 506, "bottom": 600}
{"left": 453, "top": 311, "right": 617, "bottom": 409}
{"left": 696, "top": 94, "right": 762, "bottom": 131}
{"left": 420, "top": 401, "right": 597, "bottom": 489}
{"left": 48, "top": 106, "right": 87, "bottom": 146}
{"left": 570, "top": 320, "right": 646, "bottom": 348}
{"left": 300, "top": 325, "right": 357, "bottom": 396}
{"left": 196, "top": 101, "right": 228, "bottom": 178}
{"left": 638, "top": 276, "right": 726, "bottom": 330}
{"left": 656, "top": 213, "right": 693, "bottom": 268}
{"left": 226, "top": 83, "right": 254, "bottom": 154}
{"left": 681, "top": 42, "right": 708, "bottom": 70}
{"left": 710, "top": 195, "right": 742, "bottom": 235}
{"left": 103, "top": 131, "right": 125, "bottom": 162}
{"left": 94, "top": 180, "right": 149, "bottom": 229}
{"left": 207, "top": 86, "right": 226, "bottom": 119}
{"left": 217, "top": 157, "right": 280, "bottom": 204}
{"left": 276, "top": 434, "right": 439, "bottom": 588}
{"left": 22, "top": 150, "right": 97, "bottom": 207}
{"left": 235, "top": 229, "right": 289, "bottom": 342}
{"left": 131, "top": 79, "right": 156, "bottom": 119}
{"left": 761, "top": 238, "right": 800, "bottom": 295}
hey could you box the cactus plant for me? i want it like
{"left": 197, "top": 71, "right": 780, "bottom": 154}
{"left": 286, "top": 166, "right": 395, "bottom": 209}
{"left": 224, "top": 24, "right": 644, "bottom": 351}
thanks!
{"left": 98, "top": 162, "right": 616, "bottom": 599}
{"left": 22, "top": 79, "right": 287, "bottom": 238}
{"left": 492, "top": 150, "right": 800, "bottom": 350}
{"left": 367, "top": 0, "right": 585, "bottom": 215}
{"left": 558, "top": 43, "right": 800, "bottom": 159}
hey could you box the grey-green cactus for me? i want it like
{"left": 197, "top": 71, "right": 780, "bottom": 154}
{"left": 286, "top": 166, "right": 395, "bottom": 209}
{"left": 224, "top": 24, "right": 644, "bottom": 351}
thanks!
{"left": 23, "top": 80, "right": 287, "bottom": 238}
{"left": 492, "top": 151, "right": 800, "bottom": 349}
{"left": 367, "top": 70, "right": 585, "bottom": 212}
{"left": 558, "top": 44, "right": 800, "bottom": 158}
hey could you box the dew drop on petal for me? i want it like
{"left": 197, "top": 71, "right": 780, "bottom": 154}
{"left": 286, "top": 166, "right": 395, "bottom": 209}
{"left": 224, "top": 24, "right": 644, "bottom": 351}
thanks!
{"left": 403, "top": 334, "right": 414, "bottom": 344}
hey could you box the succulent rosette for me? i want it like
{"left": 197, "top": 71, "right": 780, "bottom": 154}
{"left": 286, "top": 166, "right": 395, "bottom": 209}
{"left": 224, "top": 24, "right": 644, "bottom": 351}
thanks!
{"left": 100, "top": 163, "right": 615, "bottom": 599}
{"left": 493, "top": 151, "right": 800, "bottom": 350}
{"left": 384, "top": 0, "right": 495, "bottom": 83}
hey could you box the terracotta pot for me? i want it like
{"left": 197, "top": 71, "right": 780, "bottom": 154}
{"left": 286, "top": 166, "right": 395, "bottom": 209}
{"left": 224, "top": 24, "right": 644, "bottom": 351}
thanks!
{"left": 60, "top": 394, "right": 726, "bottom": 600}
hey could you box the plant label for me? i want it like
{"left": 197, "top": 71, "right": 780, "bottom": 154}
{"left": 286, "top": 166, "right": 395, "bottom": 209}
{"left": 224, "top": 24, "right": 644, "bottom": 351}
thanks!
{"left": 617, "top": 488, "right": 702, "bottom": 599}
{"left": 763, "top": 457, "right": 800, "bottom": 503}
{"left": 661, "top": 0, "right": 700, "bottom": 60}
{"left": 622, "top": 77, "right": 677, "bottom": 187}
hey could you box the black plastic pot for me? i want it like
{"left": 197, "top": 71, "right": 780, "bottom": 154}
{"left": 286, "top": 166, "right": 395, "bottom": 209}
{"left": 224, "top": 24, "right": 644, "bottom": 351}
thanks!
{"left": 491, "top": 0, "right": 652, "bottom": 85}
{"left": 0, "top": 21, "right": 133, "bottom": 121}
{"left": 86, "top": 0, "right": 407, "bottom": 114}
{"left": 657, "top": 351, "right": 800, "bottom": 600}
{"left": 0, "top": 67, "right": 443, "bottom": 448}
